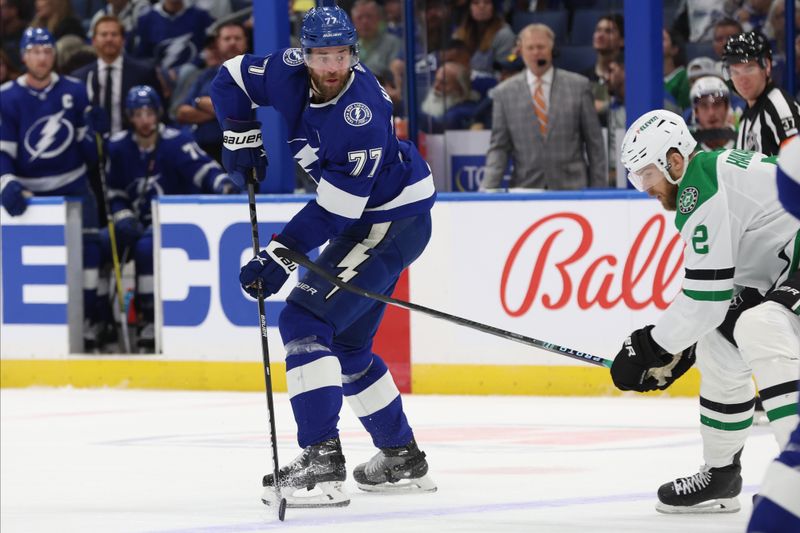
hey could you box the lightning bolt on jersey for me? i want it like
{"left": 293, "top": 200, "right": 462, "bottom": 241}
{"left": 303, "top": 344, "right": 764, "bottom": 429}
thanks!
{"left": 651, "top": 149, "right": 800, "bottom": 353}
{"left": 0, "top": 74, "right": 95, "bottom": 195}
{"left": 133, "top": 3, "right": 213, "bottom": 70}
{"left": 736, "top": 82, "right": 800, "bottom": 156}
{"left": 777, "top": 135, "right": 800, "bottom": 220}
{"left": 210, "top": 48, "right": 436, "bottom": 253}
{"left": 106, "top": 125, "right": 227, "bottom": 223}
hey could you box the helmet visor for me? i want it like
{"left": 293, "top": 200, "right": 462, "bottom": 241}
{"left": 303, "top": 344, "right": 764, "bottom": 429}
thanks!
{"left": 303, "top": 46, "right": 359, "bottom": 69}
{"left": 627, "top": 164, "right": 667, "bottom": 192}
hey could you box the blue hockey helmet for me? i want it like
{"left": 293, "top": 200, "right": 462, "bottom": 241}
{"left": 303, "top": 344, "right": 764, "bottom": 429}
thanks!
{"left": 125, "top": 85, "right": 162, "bottom": 116}
{"left": 19, "top": 27, "right": 55, "bottom": 53}
{"left": 300, "top": 6, "right": 359, "bottom": 67}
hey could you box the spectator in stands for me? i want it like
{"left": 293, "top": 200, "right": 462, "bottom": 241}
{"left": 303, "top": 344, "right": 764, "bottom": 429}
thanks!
{"left": 452, "top": 0, "right": 515, "bottom": 76}
{"left": 88, "top": 0, "right": 151, "bottom": 54}
{"left": 0, "top": 0, "right": 31, "bottom": 71}
{"left": 188, "top": 0, "right": 232, "bottom": 21}
{"left": 56, "top": 34, "right": 94, "bottom": 73}
{"left": 672, "top": 0, "right": 737, "bottom": 43}
{"left": 689, "top": 75, "right": 737, "bottom": 151}
{"left": 351, "top": 0, "right": 401, "bottom": 81}
{"left": 713, "top": 17, "right": 745, "bottom": 62}
{"left": 583, "top": 13, "right": 624, "bottom": 122}
{"left": 0, "top": 49, "right": 21, "bottom": 83}
{"left": 687, "top": 55, "right": 747, "bottom": 119}
{"left": 480, "top": 24, "right": 606, "bottom": 191}
{"left": 383, "top": 0, "right": 403, "bottom": 38}
{"left": 175, "top": 21, "right": 248, "bottom": 163}
{"left": 30, "top": 0, "right": 84, "bottom": 42}
{"left": 735, "top": 0, "right": 772, "bottom": 33}
{"left": 168, "top": 35, "right": 217, "bottom": 122}
{"left": 442, "top": 39, "right": 497, "bottom": 99}
{"left": 133, "top": 0, "right": 213, "bottom": 72}
{"left": 493, "top": 49, "right": 524, "bottom": 82}
{"left": 664, "top": 29, "right": 691, "bottom": 110}
{"left": 72, "top": 16, "right": 161, "bottom": 136}
{"left": 419, "top": 61, "right": 485, "bottom": 133}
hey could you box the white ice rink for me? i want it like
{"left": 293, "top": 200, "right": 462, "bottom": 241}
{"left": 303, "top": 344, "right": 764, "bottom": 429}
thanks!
{"left": 0, "top": 388, "right": 780, "bottom": 533}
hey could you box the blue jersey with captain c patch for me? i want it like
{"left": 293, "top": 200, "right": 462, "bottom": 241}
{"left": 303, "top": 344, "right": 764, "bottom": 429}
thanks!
{"left": 210, "top": 48, "right": 435, "bottom": 253}
{"left": 0, "top": 74, "right": 95, "bottom": 196}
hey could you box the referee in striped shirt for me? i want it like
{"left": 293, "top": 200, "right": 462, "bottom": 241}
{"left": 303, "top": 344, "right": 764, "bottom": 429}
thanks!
{"left": 723, "top": 30, "right": 800, "bottom": 157}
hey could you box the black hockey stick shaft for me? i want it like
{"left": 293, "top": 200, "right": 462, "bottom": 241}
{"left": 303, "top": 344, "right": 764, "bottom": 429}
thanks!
{"left": 246, "top": 174, "right": 286, "bottom": 521}
{"left": 275, "top": 248, "right": 612, "bottom": 369}
{"left": 94, "top": 132, "right": 131, "bottom": 353}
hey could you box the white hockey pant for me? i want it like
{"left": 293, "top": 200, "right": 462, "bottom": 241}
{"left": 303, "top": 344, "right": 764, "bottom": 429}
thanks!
{"left": 696, "top": 302, "right": 800, "bottom": 468}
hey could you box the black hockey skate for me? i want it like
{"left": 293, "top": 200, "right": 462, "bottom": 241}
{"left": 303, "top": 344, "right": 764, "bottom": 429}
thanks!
{"left": 656, "top": 450, "right": 742, "bottom": 514}
{"left": 353, "top": 437, "right": 437, "bottom": 493}
{"left": 261, "top": 437, "right": 349, "bottom": 508}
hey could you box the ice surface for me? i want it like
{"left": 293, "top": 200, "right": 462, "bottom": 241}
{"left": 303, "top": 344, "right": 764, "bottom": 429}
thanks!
{"left": 1, "top": 389, "right": 778, "bottom": 533}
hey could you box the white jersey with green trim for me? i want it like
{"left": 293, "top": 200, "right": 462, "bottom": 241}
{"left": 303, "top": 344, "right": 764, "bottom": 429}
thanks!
{"left": 651, "top": 149, "right": 800, "bottom": 354}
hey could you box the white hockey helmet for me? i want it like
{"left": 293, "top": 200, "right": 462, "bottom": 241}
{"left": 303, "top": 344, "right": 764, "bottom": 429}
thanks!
{"left": 620, "top": 109, "right": 697, "bottom": 191}
{"left": 690, "top": 76, "right": 729, "bottom": 105}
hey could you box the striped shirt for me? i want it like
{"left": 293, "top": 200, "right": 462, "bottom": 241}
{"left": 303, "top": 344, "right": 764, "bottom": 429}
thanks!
{"left": 736, "top": 82, "right": 800, "bottom": 156}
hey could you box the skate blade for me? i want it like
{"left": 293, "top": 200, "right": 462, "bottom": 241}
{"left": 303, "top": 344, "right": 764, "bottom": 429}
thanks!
{"left": 357, "top": 474, "right": 437, "bottom": 494}
{"left": 262, "top": 481, "right": 350, "bottom": 508}
{"left": 655, "top": 497, "right": 741, "bottom": 514}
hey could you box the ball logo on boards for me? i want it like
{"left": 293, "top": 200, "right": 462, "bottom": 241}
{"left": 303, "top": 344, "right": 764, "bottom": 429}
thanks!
{"left": 283, "top": 48, "right": 304, "bottom": 66}
{"left": 500, "top": 212, "right": 683, "bottom": 314}
{"left": 343, "top": 102, "right": 372, "bottom": 127}
{"left": 678, "top": 186, "right": 699, "bottom": 214}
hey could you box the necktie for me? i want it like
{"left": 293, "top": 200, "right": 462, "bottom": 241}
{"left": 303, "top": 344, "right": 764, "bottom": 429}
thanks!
{"left": 533, "top": 77, "right": 548, "bottom": 135}
{"left": 103, "top": 65, "right": 113, "bottom": 122}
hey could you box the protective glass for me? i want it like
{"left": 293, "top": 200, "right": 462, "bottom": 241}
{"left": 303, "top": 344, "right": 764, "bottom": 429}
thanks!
{"left": 303, "top": 48, "right": 359, "bottom": 70}
{"left": 627, "top": 163, "right": 667, "bottom": 192}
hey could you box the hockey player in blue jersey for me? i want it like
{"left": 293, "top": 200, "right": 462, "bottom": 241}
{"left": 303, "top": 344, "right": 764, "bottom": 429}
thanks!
{"left": 210, "top": 5, "right": 437, "bottom": 508}
{"left": 0, "top": 27, "right": 103, "bottom": 351}
{"left": 746, "top": 137, "right": 800, "bottom": 533}
{"left": 105, "top": 85, "right": 240, "bottom": 352}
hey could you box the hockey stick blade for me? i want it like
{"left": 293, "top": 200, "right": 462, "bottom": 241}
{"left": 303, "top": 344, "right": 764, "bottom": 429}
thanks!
{"left": 274, "top": 248, "right": 612, "bottom": 368}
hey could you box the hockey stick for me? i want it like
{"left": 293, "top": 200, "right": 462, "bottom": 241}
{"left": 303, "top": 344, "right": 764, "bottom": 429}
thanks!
{"left": 95, "top": 132, "right": 132, "bottom": 353}
{"left": 274, "top": 247, "right": 613, "bottom": 369}
{"left": 246, "top": 172, "right": 287, "bottom": 521}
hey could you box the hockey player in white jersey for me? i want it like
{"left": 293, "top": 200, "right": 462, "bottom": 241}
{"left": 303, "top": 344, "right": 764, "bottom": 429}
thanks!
{"left": 611, "top": 110, "right": 800, "bottom": 514}
{"left": 0, "top": 27, "right": 103, "bottom": 350}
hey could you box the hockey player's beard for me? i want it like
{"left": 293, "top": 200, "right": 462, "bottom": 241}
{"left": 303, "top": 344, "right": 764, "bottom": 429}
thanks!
{"left": 308, "top": 69, "right": 348, "bottom": 102}
{"left": 658, "top": 183, "right": 679, "bottom": 211}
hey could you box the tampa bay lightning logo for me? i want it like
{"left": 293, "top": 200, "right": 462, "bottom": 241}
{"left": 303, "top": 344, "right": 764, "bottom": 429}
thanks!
{"left": 343, "top": 102, "right": 372, "bottom": 127}
{"left": 283, "top": 48, "right": 304, "bottom": 67}
{"left": 24, "top": 110, "right": 74, "bottom": 161}
{"left": 154, "top": 33, "right": 197, "bottom": 69}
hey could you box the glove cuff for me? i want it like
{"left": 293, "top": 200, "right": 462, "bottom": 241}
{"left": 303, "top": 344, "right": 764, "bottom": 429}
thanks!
{"left": 265, "top": 239, "right": 298, "bottom": 275}
{"left": 113, "top": 209, "right": 136, "bottom": 224}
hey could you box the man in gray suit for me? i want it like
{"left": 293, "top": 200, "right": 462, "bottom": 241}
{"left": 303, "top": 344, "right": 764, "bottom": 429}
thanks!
{"left": 481, "top": 24, "right": 607, "bottom": 190}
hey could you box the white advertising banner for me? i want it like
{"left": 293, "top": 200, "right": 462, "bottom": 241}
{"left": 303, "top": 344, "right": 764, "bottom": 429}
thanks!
{"left": 156, "top": 196, "right": 307, "bottom": 361}
{"left": 156, "top": 192, "right": 683, "bottom": 367}
{"left": 1, "top": 199, "right": 83, "bottom": 357}
{"left": 409, "top": 193, "right": 683, "bottom": 366}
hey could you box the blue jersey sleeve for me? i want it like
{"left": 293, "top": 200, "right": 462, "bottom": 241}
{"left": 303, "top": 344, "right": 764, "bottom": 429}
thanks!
{"left": 0, "top": 84, "right": 19, "bottom": 184}
{"left": 170, "top": 131, "right": 227, "bottom": 193}
{"left": 70, "top": 80, "right": 97, "bottom": 166}
{"left": 211, "top": 54, "right": 275, "bottom": 124}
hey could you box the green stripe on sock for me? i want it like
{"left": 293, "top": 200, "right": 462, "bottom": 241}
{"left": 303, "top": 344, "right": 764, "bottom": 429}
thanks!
{"left": 683, "top": 289, "right": 735, "bottom": 302}
{"left": 766, "top": 403, "right": 799, "bottom": 422}
{"left": 700, "top": 415, "right": 753, "bottom": 431}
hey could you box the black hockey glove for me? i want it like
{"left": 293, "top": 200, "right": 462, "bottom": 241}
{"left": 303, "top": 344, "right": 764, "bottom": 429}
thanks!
{"left": 647, "top": 344, "right": 696, "bottom": 391}
{"left": 610, "top": 325, "right": 672, "bottom": 392}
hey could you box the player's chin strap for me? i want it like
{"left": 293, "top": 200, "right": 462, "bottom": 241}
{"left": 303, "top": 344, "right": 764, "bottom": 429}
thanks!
{"left": 274, "top": 247, "right": 614, "bottom": 369}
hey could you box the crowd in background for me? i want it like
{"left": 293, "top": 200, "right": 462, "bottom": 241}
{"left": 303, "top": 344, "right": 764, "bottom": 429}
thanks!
{"left": 2, "top": 1, "right": 798, "bottom": 182}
